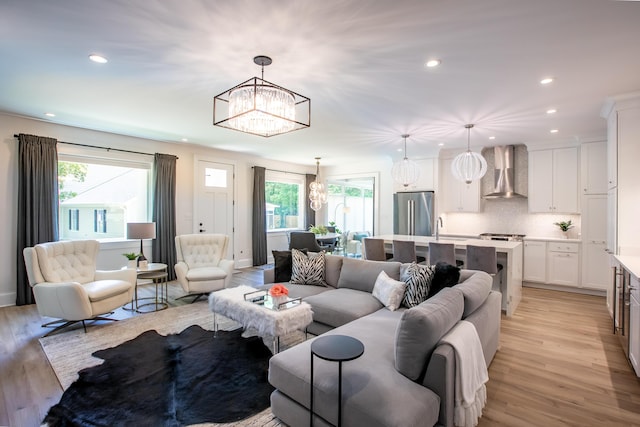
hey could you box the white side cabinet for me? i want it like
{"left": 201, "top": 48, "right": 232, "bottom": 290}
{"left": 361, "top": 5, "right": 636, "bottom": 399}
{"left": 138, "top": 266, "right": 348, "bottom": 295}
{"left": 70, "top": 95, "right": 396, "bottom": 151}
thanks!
{"left": 582, "top": 195, "right": 610, "bottom": 291}
{"left": 440, "top": 158, "right": 480, "bottom": 212}
{"left": 630, "top": 274, "right": 640, "bottom": 376}
{"left": 523, "top": 241, "right": 547, "bottom": 282}
{"left": 528, "top": 147, "right": 579, "bottom": 213}
{"left": 581, "top": 141, "right": 608, "bottom": 195}
{"left": 547, "top": 242, "right": 580, "bottom": 287}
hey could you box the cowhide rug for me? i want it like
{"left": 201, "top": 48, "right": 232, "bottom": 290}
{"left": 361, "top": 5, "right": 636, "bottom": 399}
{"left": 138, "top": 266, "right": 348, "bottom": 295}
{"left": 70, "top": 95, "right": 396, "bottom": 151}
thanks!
{"left": 43, "top": 325, "right": 274, "bottom": 426}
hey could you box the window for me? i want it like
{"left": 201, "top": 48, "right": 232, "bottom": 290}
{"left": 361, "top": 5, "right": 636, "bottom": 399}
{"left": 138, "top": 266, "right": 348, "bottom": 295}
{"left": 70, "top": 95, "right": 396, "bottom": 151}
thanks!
{"left": 94, "top": 209, "right": 107, "bottom": 233}
{"left": 265, "top": 171, "right": 305, "bottom": 231}
{"left": 58, "top": 154, "right": 151, "bottom": 240}
{"left": 68, "top": 209, "right": 79, "bottom": 231}
{"left": 327, "top": 177, "right": 375, "bottom": 235}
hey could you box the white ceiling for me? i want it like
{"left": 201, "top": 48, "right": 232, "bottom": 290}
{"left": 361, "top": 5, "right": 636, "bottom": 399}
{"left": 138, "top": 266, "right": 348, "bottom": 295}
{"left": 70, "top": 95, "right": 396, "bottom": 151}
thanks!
{"left": 1, "top": 0, "right": 639, "bottom": 166}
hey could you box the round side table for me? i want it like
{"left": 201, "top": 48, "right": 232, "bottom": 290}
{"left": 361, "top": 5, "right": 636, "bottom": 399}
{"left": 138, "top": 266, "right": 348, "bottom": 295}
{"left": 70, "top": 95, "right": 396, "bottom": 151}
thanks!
{"left": 310, "top": 334, "right": 364, "bottom": 427}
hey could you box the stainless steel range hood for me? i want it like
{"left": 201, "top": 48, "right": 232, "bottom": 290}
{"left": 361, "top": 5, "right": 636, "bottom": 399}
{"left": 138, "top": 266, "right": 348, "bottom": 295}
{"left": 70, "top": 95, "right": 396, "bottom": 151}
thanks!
{"left": 483, "top": 145, "right": 527, "bottom": 199}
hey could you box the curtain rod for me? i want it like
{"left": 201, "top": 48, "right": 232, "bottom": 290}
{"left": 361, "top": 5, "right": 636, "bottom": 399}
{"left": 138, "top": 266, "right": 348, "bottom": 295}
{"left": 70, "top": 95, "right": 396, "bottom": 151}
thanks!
{"left": 13, "top": 134, "right": 177, "bottom": 158}
{"left": 252, "top": 166, "right": 307, "bottom": 176}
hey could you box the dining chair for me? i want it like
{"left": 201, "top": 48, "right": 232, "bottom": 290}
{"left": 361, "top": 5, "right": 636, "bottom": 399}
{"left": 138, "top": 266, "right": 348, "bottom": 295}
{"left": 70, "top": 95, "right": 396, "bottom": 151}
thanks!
{"left": 289, "top": 231, "right": 330, "bottom": 252}
{"left": 363, "top": 238, "right": 388, "bottom": 261}
{"left": 465, "top": 245, "right": 503, "bottom": 290}
{"left": 428, "top": 242, "right": 456, "bottom": 265}
{"left": 392, "top": 240, "right": 427, "bottom": 264}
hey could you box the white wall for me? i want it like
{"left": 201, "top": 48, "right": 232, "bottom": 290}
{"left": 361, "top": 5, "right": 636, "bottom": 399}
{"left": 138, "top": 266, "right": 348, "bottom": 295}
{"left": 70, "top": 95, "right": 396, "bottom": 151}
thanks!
{"left": 0, "top": 113, "right": 315, "bottom": 306}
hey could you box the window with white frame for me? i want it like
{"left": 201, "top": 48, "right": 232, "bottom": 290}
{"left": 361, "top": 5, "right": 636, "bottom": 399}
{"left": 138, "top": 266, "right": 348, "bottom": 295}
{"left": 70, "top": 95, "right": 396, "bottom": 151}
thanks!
{"left": 265, "top": 171, "right": 305, "bottom": 231}
{"left": 58, "top": 153, "right": 151, "bottom": 240}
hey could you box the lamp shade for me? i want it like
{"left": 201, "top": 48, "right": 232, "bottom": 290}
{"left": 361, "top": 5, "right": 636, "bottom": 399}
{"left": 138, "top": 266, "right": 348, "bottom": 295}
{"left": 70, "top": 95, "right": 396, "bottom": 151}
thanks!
{"left": 127, "top": 222, "right": 156, "bottom": 240}
{"left": 451, "top": 151, "right": 488, "bottom": 184}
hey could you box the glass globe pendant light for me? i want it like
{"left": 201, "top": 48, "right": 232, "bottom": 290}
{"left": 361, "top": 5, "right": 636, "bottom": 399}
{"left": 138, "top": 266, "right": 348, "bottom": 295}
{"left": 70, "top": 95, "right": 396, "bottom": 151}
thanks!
{"left": 391, "top": 134, "right": 420, "bottom": 187}
{"left": 309, "top": 157, "right": 327, "bottom": 211}
{"left": 451, "top": 124, "right": 487, "bottom": 184}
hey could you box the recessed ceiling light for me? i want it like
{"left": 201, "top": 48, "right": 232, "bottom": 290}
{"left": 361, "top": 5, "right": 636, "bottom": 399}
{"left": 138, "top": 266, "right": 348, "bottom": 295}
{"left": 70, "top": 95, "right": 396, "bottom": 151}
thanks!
{"left": 489, "top": 136, "right": 496, "bottom": 140}
{"left": 44, "top": 112, "right": 56, "bottom": 117}
{"left": 550, "top": 129, "right": 559, "bottom": 133}
{"left": 546, "top": 109, "right": 557, "bottom": 114}
{"left": 540, "top": 77, "right": 554, "bottom": 85}
{"left": 397, "top": 148, "right": 403, "bottom": 152}
{"left": 425, "top": 59, "right": 441, "bottom": 68}
{"left": 181, "top": 138, "right": 188, "bottom": 142}
{"left": 438, "top": 142, "right": 444, "bottom": 146}
{"left": 89, "top": 54, "right": 108, "bottom": 64}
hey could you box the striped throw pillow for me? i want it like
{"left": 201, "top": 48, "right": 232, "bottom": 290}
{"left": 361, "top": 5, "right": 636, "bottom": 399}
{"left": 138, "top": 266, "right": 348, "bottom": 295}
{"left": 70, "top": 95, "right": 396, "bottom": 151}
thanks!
{"left": 402, "top": 262, "right": 436, "bottom": 308}
{"left": 290, "top": 249, "right": 327, "bottom": 286}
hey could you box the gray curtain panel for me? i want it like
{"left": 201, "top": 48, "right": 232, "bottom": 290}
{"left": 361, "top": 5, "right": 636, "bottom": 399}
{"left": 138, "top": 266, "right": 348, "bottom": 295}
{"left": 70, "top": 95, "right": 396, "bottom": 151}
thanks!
{"left": 252, "top": 166, "right": 267, "bottom": 266}
{"left": 152, "top": 153, "right": 178, "bottom": 280}
{"left": 16, "top": 134, "right": 59, "bottom": 305}
{"left": 305, "top": 173, "right": 315, "bottom": 229}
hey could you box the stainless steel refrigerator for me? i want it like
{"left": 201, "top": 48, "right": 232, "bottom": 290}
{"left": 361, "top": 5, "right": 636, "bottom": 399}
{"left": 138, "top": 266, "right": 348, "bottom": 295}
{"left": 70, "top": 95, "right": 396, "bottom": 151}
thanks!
{"left": 393, "top": 191, "right": 434, "bottom": 236}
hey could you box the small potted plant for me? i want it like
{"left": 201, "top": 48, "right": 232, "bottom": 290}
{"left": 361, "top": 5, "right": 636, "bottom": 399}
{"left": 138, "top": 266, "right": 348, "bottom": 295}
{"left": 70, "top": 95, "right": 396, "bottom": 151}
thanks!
{"left": 554, "top": 220, "right": 573, "bottom": 238}
{"left": 123, "top": 252, "right": 139, "bottom": 269}
{"left": 309, "top": 224, "right": 328, "bottom": 235}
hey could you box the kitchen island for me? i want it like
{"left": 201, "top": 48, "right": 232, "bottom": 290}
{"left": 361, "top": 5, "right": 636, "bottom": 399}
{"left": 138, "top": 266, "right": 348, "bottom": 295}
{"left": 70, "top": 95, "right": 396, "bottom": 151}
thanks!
{"left": 376, "top": 234, "right": 523, "bottom": 316}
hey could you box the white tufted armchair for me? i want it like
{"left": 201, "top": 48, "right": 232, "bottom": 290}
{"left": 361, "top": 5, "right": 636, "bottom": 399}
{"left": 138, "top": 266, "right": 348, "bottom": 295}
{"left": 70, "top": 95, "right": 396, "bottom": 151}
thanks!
{"left": 23, "top": 240, "right": 136, "bottom": 336}
{"left": 174, "top": 234, "right": 234, "bottom": 302}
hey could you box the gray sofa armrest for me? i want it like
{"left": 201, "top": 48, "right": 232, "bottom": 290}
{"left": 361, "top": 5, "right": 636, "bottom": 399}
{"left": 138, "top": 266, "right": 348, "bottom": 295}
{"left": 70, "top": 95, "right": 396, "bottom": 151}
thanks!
{"left": 423, "top": 343, "right": 456, "bottom": 427}
{"left": 263, "top": 268, "right": 275, "bottom": 285}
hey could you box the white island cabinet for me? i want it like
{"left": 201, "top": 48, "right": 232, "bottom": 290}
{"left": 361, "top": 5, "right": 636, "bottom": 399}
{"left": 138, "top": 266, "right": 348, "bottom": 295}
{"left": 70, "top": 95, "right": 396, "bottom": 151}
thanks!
{"left": 376, "top": 234, "right": 523, "bottom": 316}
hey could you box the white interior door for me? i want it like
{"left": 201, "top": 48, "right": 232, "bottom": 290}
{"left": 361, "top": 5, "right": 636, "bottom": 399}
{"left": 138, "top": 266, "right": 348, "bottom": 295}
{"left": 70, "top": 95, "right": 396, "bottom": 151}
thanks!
{"left": 195, "top": 160, "right": 234, "bottom": 258}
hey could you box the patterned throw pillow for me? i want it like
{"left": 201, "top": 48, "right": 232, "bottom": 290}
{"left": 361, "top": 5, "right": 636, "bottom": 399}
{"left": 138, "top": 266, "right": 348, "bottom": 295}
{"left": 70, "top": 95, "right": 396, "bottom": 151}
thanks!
{"left": 290, "top": 249, "right": 327, "bottom": 286}
{"left": 402, "top": 262, "right": 436, "bottom": 308}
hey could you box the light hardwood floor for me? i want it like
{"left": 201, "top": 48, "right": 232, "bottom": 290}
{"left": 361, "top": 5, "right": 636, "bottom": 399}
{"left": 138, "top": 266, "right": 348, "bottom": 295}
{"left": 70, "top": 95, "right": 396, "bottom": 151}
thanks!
{"left": 1, "top": 269, "right": 639, "bottom": 427}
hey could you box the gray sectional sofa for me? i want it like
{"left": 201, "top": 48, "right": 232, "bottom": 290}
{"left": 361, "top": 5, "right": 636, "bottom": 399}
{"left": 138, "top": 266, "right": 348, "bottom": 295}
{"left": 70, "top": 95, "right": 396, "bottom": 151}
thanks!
{"left": 262, "top": 254, "right": 501, "bottom": 427}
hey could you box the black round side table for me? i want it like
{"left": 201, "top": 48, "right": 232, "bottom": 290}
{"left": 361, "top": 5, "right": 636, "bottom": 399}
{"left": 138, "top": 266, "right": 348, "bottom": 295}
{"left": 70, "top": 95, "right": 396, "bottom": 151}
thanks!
{"left": 310, "top": 334, "right": 365, "bottom": 427}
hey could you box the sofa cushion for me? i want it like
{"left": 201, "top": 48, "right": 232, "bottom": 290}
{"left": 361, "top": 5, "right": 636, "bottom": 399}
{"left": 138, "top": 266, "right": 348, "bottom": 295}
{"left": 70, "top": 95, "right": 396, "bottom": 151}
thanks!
{"left": 402, "top": 263, "right": 436, "bottom": 308}
{"left": 395, "top": 287, "right": 464, "bottom": 381}
{"left": 324, "top": 254, "right": 343, "bottom": 288}
{"left": 454, "top": 270, "right": 492, "bottom": 317}
{"left": 337, "top": 257, "right": 401, "bottom": 293}
{"left": 372, "top": 271, "right": 406, "bottom": 311}
{"left": 304, "top": 288, "right": 383, "bottom": 328}
{"left": 290, "top": 249, "right": 326, "bottom": 286}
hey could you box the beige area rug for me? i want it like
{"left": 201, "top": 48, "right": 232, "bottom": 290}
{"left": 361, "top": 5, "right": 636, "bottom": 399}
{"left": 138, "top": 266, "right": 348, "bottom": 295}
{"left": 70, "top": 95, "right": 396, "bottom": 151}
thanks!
{"left": 39, "top": 302, "right": 305, "bottom": 426}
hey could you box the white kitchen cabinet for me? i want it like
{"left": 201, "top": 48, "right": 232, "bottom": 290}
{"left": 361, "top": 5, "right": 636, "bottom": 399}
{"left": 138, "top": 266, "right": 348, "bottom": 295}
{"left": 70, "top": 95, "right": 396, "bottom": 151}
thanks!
{"left": 582, "top": 195, "right": 609, "bottom": 291}
{"left": 547, "top": 242, "right": 580, "bottom": 287}
{"left": 630, "top": 275, "right": 640, "bottom": 376}
{"left": 440, "top": 158, "right": 480, "bottom": 212}
{"left": 393, "top": 158, "right": 436, "bottom": 192}
{"left": 523, "top": 240, "right": 547, "bottom": 283}
{"left": 580, "top": 141, "right": 608, "bottom": 195}
{"left": 528, "top": 147, "right": 579, "bottom": 213}
{"left": 606, "top": 111, "right": 618, "bottom": 190}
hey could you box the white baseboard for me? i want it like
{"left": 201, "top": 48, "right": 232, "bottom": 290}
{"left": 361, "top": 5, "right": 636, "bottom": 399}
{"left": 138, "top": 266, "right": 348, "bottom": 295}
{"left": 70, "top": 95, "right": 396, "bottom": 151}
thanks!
{"left": 0, "top": 291, "right": 16, "bottom": 307}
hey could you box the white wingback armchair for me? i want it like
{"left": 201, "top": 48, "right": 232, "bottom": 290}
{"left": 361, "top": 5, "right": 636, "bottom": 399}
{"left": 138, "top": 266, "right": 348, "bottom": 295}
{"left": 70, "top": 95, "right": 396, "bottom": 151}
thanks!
{"left": 23, "top": 240, "right": 136, "bottom": 336}
{"left": 174, "top": 234, "right": 234, "bottom": 302}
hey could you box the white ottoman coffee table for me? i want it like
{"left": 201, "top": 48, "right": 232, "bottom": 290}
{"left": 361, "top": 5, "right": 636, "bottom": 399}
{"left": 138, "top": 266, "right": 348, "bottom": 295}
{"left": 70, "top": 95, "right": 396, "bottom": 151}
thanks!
{"left": 208, "top": 285, "right": 313, "bottom": 353}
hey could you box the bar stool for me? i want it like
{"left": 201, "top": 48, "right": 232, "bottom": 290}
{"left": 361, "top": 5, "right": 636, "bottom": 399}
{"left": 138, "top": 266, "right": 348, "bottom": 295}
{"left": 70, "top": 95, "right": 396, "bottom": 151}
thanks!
{"left": 392, "top": 240, "right": 426, "bottom": 263}
{"left": 465, "top": 245, "right": 503, "bottom": 291}
{"left": 428, "top": 242, "right": 456, "bottom": 265}
{"left": 363, "top": 238, "right": 388, "bottom": 261}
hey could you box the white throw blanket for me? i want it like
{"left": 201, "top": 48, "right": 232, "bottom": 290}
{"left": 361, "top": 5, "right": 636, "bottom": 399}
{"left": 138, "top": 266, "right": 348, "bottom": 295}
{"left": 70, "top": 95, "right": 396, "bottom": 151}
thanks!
{"left": 439, "top": 320, "right": 489, "bottom": 427}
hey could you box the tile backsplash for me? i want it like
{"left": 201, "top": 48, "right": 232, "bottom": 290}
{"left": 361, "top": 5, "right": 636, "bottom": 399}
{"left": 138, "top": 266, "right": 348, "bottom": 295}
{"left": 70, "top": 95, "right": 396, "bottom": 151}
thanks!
{"left": 441, "top": 198, "right": 581, "bottom": 240}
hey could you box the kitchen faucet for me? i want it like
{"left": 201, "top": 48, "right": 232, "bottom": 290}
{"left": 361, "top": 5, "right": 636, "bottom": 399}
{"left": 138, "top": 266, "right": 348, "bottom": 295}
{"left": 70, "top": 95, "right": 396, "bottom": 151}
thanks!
{"left": 435, "top": 216, "right": 443, "bottom": 240}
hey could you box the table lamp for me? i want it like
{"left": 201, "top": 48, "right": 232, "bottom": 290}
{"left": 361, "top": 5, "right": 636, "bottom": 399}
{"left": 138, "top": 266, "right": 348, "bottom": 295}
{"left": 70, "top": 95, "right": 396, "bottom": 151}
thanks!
{"left": 127, "top": 222, "right": 156, "bottom": 267}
